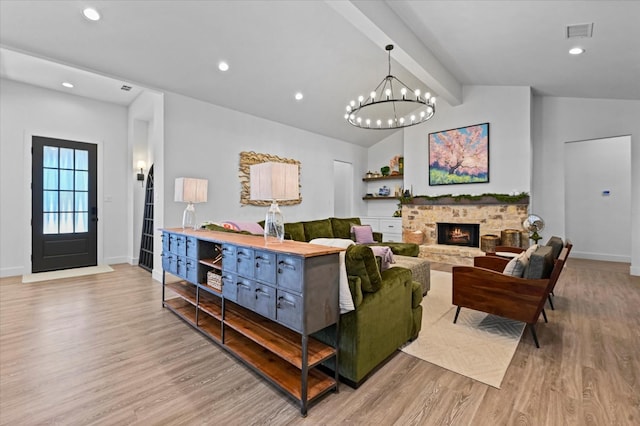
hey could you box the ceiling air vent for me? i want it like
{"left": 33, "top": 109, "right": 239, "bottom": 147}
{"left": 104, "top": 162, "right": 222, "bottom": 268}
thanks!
{"left": 121, "top": 85, "right": 132, "bottom": 91}
{"left": 566, "top": 23, "right": 593, "bottom": 38}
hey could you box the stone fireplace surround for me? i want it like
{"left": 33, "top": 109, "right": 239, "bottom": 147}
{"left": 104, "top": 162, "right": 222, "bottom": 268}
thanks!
{"left": 402, "top": 201, "right": 529, "bottom": 265}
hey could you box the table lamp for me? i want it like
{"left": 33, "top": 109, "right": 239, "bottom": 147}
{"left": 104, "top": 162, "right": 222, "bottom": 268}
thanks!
{"left": 175, "top": 177, "right": 208, "bottom": 230}
{"left": 250, "top": 162, "right": 299, "bottom": 243}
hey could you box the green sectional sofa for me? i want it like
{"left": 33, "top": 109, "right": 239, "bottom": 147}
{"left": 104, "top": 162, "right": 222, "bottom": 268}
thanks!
{"left": 313, "top": 244, "right": 423, "bottom": 387}
{"left": 280, "top": 217, "right": 419, "bottom": 257}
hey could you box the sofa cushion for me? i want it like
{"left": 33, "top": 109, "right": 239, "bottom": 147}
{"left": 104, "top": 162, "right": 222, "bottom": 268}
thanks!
{"left": 345, "top": 244, "right": 383, "bottom": 293}
{"left": 330, "top": 217, "right": 361, "bottom": 240}
{"left": 351, "top": 225, "right": 375, "bottom": 244}
{"left": 284, "top": 222, "right": 306, "bottom": 241}
{"left": 546, "top": 236, "right": 564, "bottom": 259}
{"left": 303, "top": 219, "right": 334, "bottom": 241}
{"left": 523, "top": 245, "right": 554, "bottom": 279}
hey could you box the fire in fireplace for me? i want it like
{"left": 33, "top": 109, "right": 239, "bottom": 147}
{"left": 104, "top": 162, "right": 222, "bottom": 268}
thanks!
{"left": 437, "top": 222, "right": 480, "bottom": 247}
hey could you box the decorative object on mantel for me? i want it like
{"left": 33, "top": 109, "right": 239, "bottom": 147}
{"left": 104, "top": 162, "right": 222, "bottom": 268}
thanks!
{"left": 428, "top": 123, "right": 489, "bottom": 185}
{"left": 400, "top": 192, "right": 529, "bottom": 205}
{"left": 344, "top": 44, "right": 436, "bottom": 129}
{"left": 480, "top": 234, "right": 500, "bottom": 253}
{"left": 522, "top": 214, "right": 545, "bottom": 243}
{"left": 239, "top": 151, "right": 301, "bottom": 206}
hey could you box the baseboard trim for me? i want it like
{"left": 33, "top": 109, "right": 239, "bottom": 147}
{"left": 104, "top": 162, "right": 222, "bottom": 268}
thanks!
{"left": 631, "top": 265, "right": 640, "bottom": 276}
{"left": 570, "top": 251, "right": 631, "bottom": 263}
{"left": 0, "top": 266, "right": 24, "bottom": 278}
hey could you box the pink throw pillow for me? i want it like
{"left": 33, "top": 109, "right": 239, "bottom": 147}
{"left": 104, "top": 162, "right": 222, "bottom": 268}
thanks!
{"left": 351, "top": 225, "right": 375, "bottom": 244}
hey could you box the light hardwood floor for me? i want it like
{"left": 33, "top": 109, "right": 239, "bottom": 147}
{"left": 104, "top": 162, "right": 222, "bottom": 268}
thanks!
{"left": 1, "top": 259, "right": 638, "bottom": 425}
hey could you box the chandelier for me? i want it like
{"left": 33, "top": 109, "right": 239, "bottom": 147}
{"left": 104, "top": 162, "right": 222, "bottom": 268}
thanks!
{"left": 345, "top": 44, "right": 436, "bottom": 129}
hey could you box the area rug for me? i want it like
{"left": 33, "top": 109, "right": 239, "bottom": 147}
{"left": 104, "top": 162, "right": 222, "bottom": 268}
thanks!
{"left": 401, "top": 270, "right": 524, "bottom": 388}
{"left": 22, "top": 265, "right": 114, "bottom": 283}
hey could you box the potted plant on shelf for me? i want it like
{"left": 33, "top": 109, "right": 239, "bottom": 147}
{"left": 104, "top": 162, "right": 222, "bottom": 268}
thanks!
{"left": 380, "top": 166, "right": 390, "bottom": 176}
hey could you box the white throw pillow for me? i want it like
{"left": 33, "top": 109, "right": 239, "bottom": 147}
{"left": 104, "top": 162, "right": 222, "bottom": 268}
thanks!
{"left": 309, "top": 238, "right": 355, "bottom": 249}
{"left": 503, "top": 251, "right": 529, "bottom": 277}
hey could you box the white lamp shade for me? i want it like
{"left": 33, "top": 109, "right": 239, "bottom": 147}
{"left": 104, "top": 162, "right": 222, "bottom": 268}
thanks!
{"left": 250, "top": 162, "right": 299, "bottom": 201}
{"left": 175, "top": 177, "right": 208, "bottom": 203}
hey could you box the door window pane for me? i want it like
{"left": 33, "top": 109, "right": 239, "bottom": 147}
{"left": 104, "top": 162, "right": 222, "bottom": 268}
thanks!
{"left": 75, "top": 213, "right": 88, "bottom": 233}
{"left": 75, "top": 171, "right": 88, "bottom": 191}
{"left": 75, "top": 192, "right": 88, "bottom": 212}
{"left": 75, "top": 150, "right": 88, "bottom": 170}
{"left": 60, "top": 148, "right": 74, "bottom": 169}
{"left": 43, "top": 213, "right": 58, "bottom": 234}
{"left": 43, "top": 169, "right": 58, "bottom": 190}
{"left": 60, "top": 191, "right": 74, "bottom": 212}
{"left": 43, "top": 191, "right": 58, "bottom": 212}
{"left": 59, "top": 170, "right": 74, "bottom": 190}
{"left": 43, "top": 146, "right": 58, "bottom": 168}
{"left": 60, "top": 213, "right": 74, "bottom": 233}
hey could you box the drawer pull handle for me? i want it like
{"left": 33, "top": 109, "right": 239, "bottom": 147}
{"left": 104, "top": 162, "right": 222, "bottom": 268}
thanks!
{"left": 277, "top": 297, "right": 295, "bottom": 308}
{"left": 255, "top": 288, "right": 270, "bottom": 298}
{"left": 238, "top": 282, "right": 251, "bottom": 289}
{"left": 278, "top": 261, "right": 296, "bottom": 271}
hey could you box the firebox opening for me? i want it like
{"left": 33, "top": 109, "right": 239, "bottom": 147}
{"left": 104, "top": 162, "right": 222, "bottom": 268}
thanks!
{"left": 437, "top": 222, "right": 480, "bottom": 247}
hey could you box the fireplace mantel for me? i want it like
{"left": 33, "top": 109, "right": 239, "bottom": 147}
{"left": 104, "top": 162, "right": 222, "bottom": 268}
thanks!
{"left": 400, "top": 194, "right": 529, "bottom": 206}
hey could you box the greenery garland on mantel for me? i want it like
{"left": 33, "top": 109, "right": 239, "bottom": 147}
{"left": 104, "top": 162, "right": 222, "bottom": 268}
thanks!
{"left": 399, "top": 192, "right": 530, "bottom": 205}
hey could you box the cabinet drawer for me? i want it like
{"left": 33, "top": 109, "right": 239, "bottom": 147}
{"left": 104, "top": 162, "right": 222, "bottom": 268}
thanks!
{"left": 236, "top": 247, "right": 255, "bottom": 278}
{"left": 379, "top": 219, "right": 401, "bottom": 233}
{"left": 162, "top": 252, "right": 177, "bottom": 274}
{"left": 384, "top": 232, "right": 403, "bottom": 243}
{"left": 168, "top": 233, "right": 178, "bottom": 254}
{"left": 276, "top": 255, "right": 303, "bottom": 292}
{"left": 221, "top": 244, "right": 237, "bottom": 272}
{"left": 185, "top": 236, "right": 198, "bottom": 259}
{"left": 176, "top": 256, "right": 187, "bottom": 279}
{"left": 185, "top": 257, "right": 198, "bottom": 283}
{"left": 276, "top": 290, "right": 302, "bottom": 332}
{"left": 254, "top": 283, "right": 276, "bottom": 320}
{"left": 254, "top": 250, "right": 276, "bottom": 284}
{"left": 236, "top": 277, "right": 255, "bottom": 310}
{"left": 221, "top": 272, "right": 237, "bottom": 302}
{"left": 175, "top": 235, "right": 187, "bottom": 256}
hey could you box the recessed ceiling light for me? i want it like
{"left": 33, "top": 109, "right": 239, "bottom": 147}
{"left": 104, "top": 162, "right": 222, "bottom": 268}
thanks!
{"left": 62, "top": 82, "right": 74, "bottom": 88}
{"left": 569, "top": 47, "right": 585, "bottom": 55}
{"left": 83, "top": 8, "right": 101, "bottom": 21}
{"left": 295, "top": 92, "right": 304, "bottom": 101}
{"left": 218, "top": 61, "right": 229, "bottom": 72}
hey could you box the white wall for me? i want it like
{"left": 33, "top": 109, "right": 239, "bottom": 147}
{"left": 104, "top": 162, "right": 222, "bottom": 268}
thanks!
{"left": 404, "top": 85, "right": 532, "bottom": 198}
{"left": 365, "top": 86, "right": 532, "bottom": 218}
{"left": 0, "top": 78, "right": 129, "bottom": 276}
{"left": 532, "top": 96, "right": 640, "bottom": 275}
{"left": 162, "top": 92, "right": 368, "bottom": 228}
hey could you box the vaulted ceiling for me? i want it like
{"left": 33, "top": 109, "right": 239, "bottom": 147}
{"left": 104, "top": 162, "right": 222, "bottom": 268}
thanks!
{"left": 1, "top": 1, "right": 638, "bottom": 147}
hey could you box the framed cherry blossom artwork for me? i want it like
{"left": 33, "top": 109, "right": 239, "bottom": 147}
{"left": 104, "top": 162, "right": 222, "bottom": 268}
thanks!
{"left": 428, "top": 122, "right": 489, "bottom": 185}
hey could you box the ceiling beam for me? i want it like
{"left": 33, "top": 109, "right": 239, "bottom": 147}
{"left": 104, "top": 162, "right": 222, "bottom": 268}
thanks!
{"left": 326, "top": 0, "right": 462, "bottom": 106}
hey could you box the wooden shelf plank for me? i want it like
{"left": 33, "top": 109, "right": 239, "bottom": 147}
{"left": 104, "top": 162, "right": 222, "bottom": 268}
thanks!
{"left": 199, "top": 258, "right": 222, "bottom": 270}
{"left": 362, "top": 174, "right": 403, "bottom": 182}
{"left": 198, "top": 293, "right": 223, "bottom": 320}
{"left": 165, "top": 282, "right": 197, "bottom": 305}
{"left": 224, "top": 328, "right": 336, "bottom": 401}
{"left": 198, "top": 283, "right": 223, "bottom": 297}
{"left": 197, "top": 311, "right": 222, "bottom": 341}
{"left": 362, "top": 196, "right": 398, "bottom": 200}
{"left": 164, "top": 298, "right": 196, "bottom": 325}
{"left": 225, "top": 304, "right": 335, "bottom": 369}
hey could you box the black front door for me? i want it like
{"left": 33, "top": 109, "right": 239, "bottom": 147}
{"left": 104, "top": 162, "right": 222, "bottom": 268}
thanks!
{"left": 31, "top": 136, "right": 98, "bottom": 272}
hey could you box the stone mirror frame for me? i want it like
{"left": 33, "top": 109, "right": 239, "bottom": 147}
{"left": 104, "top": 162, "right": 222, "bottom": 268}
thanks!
{"left": 239, "top": 151, "right": 302, "bottom": 206}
